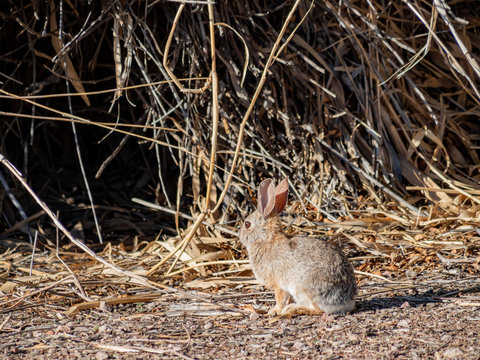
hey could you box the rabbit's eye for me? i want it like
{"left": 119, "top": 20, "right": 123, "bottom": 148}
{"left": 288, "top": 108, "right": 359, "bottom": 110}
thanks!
{"left": 244, "top": 221, "right": 251, "bottom": 229}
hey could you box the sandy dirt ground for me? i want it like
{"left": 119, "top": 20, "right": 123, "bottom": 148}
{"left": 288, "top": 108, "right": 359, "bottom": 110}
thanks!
{"left": 2, "top": 270, "right": 479, "bottom": 360}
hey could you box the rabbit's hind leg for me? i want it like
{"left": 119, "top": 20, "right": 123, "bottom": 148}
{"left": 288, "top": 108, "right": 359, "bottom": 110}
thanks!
{"left": 279, "top": 295, "right": 322, "bottom": 317}
{"left": 279, "top": 303, "right": 321, "bottom": 317}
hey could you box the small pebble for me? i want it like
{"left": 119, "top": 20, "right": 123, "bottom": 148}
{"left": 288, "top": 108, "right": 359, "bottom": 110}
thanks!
{"left": 397, "top": 319, "right": 409, "bottom": 328}
{"left": 95, "top": 351, "right": 109, "bottom": 360}
{"left": 400, "top": 301, "right": 410, "bottom": 309}
{"left": 293, "top": 341, "right": 304, "bottom": 350}
{"left": 442, "top": 347, "right": 463, "bottom": 359}
{"left": 204, "top": 321, "right": 213, "bottom": 330}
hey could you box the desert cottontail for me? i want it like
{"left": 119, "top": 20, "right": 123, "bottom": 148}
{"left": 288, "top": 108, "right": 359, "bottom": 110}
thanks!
{"left": 240, "top": 178, "right": 357, "bottom": 316}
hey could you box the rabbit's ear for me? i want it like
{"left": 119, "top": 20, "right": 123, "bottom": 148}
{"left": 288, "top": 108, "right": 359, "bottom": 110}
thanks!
{"left": 275, "top": 178, "right": 289, "bottom": 213}
{"left": 257, "top": 179, "right": 276, "bottom": 219}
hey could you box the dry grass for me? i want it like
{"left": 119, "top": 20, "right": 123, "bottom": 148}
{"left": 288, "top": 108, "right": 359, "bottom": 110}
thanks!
{"left": 0, "top": 0, "right": 480, "bottom": 312}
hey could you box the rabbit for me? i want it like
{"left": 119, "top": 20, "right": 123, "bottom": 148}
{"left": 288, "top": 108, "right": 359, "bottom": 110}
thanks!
{"left": 239, "top": 178, "right": 357, "bottom": 316}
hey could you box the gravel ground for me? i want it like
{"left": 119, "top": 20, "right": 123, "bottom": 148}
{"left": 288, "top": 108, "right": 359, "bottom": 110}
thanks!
{"left": 2, "top": 273, "right": 480, "bottom": 360}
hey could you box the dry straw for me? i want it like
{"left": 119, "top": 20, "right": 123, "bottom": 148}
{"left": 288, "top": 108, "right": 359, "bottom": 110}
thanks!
{"left": 1, "top": 1, "right": 480, "bottom": 310}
